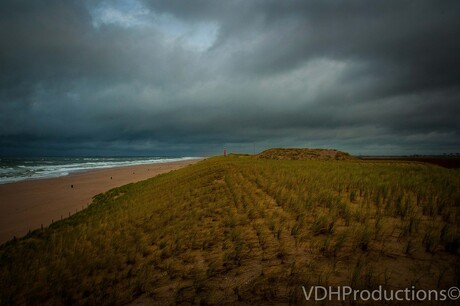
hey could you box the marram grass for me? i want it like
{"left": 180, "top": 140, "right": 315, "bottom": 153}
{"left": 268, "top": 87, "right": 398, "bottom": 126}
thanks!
{"left": 0, "top": 156, "right": 459, "bottom": 305}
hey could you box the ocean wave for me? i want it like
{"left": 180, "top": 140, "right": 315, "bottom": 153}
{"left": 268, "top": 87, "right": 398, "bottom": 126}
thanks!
{"left": 0, "top": 157, "right": 199, "bottom": 184}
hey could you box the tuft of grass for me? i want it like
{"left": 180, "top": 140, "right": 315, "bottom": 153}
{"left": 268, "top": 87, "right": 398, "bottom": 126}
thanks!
{"left": 440, "top": 223, "right": 459, "bottom": 253}
{"left": 423, "top": 224, "right": 440, "bottom": 253}
{"left": 310, "top": 214, "right": 335, "bottom": 236}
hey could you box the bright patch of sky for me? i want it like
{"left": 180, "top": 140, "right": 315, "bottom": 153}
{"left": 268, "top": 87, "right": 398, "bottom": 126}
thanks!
{"left": 90, "top": 0, "right": 149, "bottom": 28}
{"left": 89, "top": 0, "right": 218, "bottom": 51}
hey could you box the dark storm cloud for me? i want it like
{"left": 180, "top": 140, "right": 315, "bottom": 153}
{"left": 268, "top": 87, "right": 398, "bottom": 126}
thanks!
{"left": 1, "top": 0, "right": 459, "bottom": 156}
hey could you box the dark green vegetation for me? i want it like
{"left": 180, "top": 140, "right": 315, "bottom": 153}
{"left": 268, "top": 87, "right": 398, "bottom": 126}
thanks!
{"left": 361, "top": 156, "right": 460, "bottom": 169}
{"left": 258, "top": 148, "right": 354, "bottom": 160}
{"left": 1, "top": 154, "right": 460, "bottom": 305}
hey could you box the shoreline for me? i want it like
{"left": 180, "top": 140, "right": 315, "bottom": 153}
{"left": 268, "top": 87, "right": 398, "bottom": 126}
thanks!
{"left": 0, "top": 157, "right": 200, "bottom": 185}
{"left": 0, "top": 158, "right": 203, "bottom": 244}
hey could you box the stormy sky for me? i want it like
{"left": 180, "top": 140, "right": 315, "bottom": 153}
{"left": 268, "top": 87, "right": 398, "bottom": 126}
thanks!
{"left": 1, "top": 0, "right": 459, "bottom": 156}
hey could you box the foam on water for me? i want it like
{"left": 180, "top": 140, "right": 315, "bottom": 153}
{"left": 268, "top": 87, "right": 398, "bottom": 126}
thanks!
{"left": 0, "top": 157, "right": 198, "bottom": 184}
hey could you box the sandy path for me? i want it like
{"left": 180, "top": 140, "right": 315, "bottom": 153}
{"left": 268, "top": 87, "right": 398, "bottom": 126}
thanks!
{"left": 0, "top": 159, "right": 202, "bottom": 244}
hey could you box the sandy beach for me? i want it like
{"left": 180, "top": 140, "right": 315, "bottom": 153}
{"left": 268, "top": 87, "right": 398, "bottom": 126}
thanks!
{"left": 0, "top": 158, "right": 202, "bottom": 244}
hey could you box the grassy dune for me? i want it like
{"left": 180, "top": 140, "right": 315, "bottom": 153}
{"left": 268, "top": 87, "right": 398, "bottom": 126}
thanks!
{"left": 257, "top": 148, "right": 354, "bottom": 160}
{"left": 1, "top": 155, "right": 460, "bottom": 305}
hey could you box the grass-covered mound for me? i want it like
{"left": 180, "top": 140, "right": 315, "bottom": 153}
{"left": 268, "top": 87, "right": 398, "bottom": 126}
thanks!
{"left": 257, "top": 148, "right": 354, "bottom": 160}
{"left": 1, "top": 156, "right": 459, "bottom": 305}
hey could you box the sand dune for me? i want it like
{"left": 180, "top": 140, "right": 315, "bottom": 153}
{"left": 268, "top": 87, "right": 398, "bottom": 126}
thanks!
{"left": 0, "top": 159, "right": 202, "bottom": 244}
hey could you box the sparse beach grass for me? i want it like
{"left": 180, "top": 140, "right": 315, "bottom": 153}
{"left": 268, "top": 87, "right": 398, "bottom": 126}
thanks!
{"left": 0, "top": 154, "right": 459, "bottom": 305}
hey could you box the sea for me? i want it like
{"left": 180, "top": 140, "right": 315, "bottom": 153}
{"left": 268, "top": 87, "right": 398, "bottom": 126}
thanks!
{"left": 0, "top": 156, "right": 197, "bottom": 184}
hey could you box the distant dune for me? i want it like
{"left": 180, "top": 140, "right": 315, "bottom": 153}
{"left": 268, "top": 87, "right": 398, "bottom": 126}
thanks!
{"left": 257, "top": 148, "right": 355, "bottom": 160}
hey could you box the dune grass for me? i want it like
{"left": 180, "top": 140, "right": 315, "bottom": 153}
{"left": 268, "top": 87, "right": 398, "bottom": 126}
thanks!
{"left": 257, "top": 148, "right": 354, "bottom": 160}
{"left": 0, "top": 156, "right": 459, "bottom": 305}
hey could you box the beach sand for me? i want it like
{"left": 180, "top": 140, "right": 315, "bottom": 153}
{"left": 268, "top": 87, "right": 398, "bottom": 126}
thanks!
{"left": 0, "top": 159, "right": 202, "bottom": 244}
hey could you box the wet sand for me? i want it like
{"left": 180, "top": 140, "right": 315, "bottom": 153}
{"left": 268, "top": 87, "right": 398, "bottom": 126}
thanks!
{"left": 0, "top": 159, "right": 202, "bottom": 244}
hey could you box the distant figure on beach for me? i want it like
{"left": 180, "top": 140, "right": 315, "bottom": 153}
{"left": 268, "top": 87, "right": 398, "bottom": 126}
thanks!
{"left": 224, "top": 147, "right": 227, "bottom": 156}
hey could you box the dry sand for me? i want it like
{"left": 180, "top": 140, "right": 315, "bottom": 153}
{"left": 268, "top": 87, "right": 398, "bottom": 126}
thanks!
{"left": 0, "top": 159, "right": 202, "bottom": 244}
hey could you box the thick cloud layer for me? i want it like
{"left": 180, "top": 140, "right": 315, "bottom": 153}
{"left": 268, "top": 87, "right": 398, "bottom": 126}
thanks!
{"left": 1, "top": 0, "right": 459, "bottom": 156}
